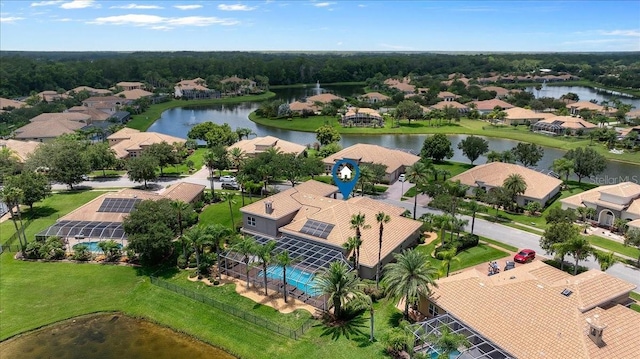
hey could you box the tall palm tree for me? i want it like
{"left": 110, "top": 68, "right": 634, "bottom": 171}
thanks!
{"left": 375, "top": 211, "right": 391, "bottom": 289}
{"left": 451, "top": 217, "right": 469, "bottom": 242}
{"left": 466, "top": 200, "right": 485, "bottom": 234}
{"left": 594, "top": 250, "right": 617, "bottom": 272}
{"left": 350, "top": 212, "right": 370, "bottom": 272}
{"left": 406, "top": 161, "right": 431, "bottom": 219}
{"left": 383, "top": 249, "right": 438, "bottom": 320}
{"left": 0, "top": 187, "right": 28, "bottom": 253}
{"left": 254, "top": 240, "right": 277, "bottom": 296}
{"left": 342, "top": 236, "right": 362, "bottom": 269}
{"left": 358, "top": 165, "right": 375, "bottom": 197}
{"left": 233, "top": 235, "right": 257, "bottom": 288}
{"left": 439, "top": 248, "right": 460, "bottom": 278}
{"left": 203, "top": 223, "right": 232, "bottom": 280}
{"left": 220, "top": 192, "right": 237, "bottom": 229}
{"left": 426, "top": 324, "right": 471, "bottom": 359}
{"left": 552, "top": 158, "right": 574, "bottom": 183}
{"left": 585, "top": 208, "right": 596, "bottom": 222}
{"left": 170, "top": 200, "right": 191, "bottom": 236}
{"left": 502, "top": 173, "right": 527, "bottom": 211}
{"left": 433, "top": 214, "right": 453, "bottom": 246}
{"left": 228, "top": 147, "right": 246, "bottom": 171}
{"left": 558, "top": 236, "right": 593, "bottom": 275}
{"left": 443, "top": 180, "right": 468, "bottom": 217}
{"left": 316, "top": 261, "right": 366, "bottom": 319}
{"left": 275, "top": 250, "right": 296, "bottom": 303}
{"left": 182, "top": 226, "right": 212, "bottom": 276}
{"left": 203, "top": 150, "right": 218, "bottom": 200}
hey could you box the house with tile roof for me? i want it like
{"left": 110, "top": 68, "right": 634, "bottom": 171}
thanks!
{"left": 116, "top": 89, "right": 154, "bottom": 100}
{"left": 561, "top": 182, "right": 640, "bottom": 230}
{"left": 340, "top": 107, "right": 383, "bottom": 127}
{"left": 532, "top": 115, "right": 598, "bottom": 135}
{"left": 437, "top": 91, "right": 460, "bottom": 102}
{"left": 107, "top": 128, "right": 186, "bottom": 159}
{"left": 116, "top": 81, "right": 145, "bottom": 91}
{"left": 470, "top": 99, "right": 515, "bottom": 114}
{"left": 323, "top": 144, "right": 421, "bottom": 183}
{"left": 37, "top": 90, "right": 70, "bottom": 102}
{"left": 67, "top": 106, "right": 112, "bottom": 122}
{"left": 0, "top": 139, "right": 41, "bottom": 162}
{"left": 227, "top": 136, "right": 307, "bottom": 158}
{"left": 480, "top": 86, "right": 512, "bottom": 98}
{"left": 359, "top": 92, "right": 390, "bottom": 104}
{"left": 13, "top": 112, "right": 91, "bottom": 142}
{"left": 306, "top": 93, "right": 344, "bottom": 104}
{"left": 240, "top": 180, "right": 422, "bottom": 278}
{"left": 66, "top": 86, "right": 112, "bottom": 96}
{"left": 429, "top": 100, "right": 469, "bottom": 113}
{"left": 618, "top": 125, "right": 640, "bottom": 144}
{"left": 385, "top": 77, "right": 416, "bottom": 94}
{"left": 174, "top": 78, "right": 220, "bottom": 99}
{"left": 82, "top": 96, "right": 128, "bottom": 115}
{"left": 416, "top": 260, "right": 638, "bottom": 359}
{"left": 567, "top": 101, "right": 606, "bottom": 116}
{"left": 220, "top": 75, "right": 256, "bottom": 94}
{"left": 502, "top": 107, "right": 556, "bottom": 125}
{"left": 0, "top": 97, "right": 28, "bottom": 112}
{"left": 450, "top": 162, "right": 563, "bottom": 206}
{"left": 159, "top": 182, "right": 206, "bottom": 204}
{"left": 288, "top": 101, "right": 319, "bottom": 114}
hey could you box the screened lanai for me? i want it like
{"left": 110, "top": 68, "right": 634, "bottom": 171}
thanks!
{"left": 220, "top": 235, "right": 351, "bottom": 309}
{"left": 412, "top": 314, "right": 514, "bottom": 359}
{"left": 36, "top": 220, "right": 127, "bottom": 249}
{"left": 531, "top": 120, "right": 564, "bottom": 135}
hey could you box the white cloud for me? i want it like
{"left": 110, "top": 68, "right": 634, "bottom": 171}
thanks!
{"left": 60, "top": 1, "right": 99, "bottom": 9}
{"left": 358, "top": 4, "right": 366, "bottom": 7}
{"left": 218, "top": 4, "right": 256, "bottom": 11}
{"left": 110, "top": 4, "right": 164, "bottom": 10}
{"left": 174, "top": 4, "right": 203, "bottom": 10}
{"left": 0, "top": 16, "right": 25, "bottom": 23}
{"left": 378, "top": 43, "right": 415, "bottom": 51}
{"left": 89, "top": 14, "right": 239, "bottom": 29}
{"left": 600, "top": 29, "right": 640, "bottom": 37}
{"left": 54, "top": 17, "right": 73, "bottom": 21}
{"left": 30, "top": 1, "right": 63, "bottom": 7}
{"left": 314, "top": 2, "right": 335, "bottom": 7}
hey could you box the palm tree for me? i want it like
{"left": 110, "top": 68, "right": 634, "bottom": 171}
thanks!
{"left": 451, "top": 217, "right": 469, "bottom": 242}
{"left": 350, "top": 212, "right": 371, "bottom": 272}
{"left": 576, "top": 206, "right": 588, "bottom": 222}
{"left": 406, "top": 161, "right": 431, "bottom": 219}
{"left": 383, "top": 249, "right": 438, "bottom": 320}
{"left": 170, "top": 200, "right": 191, "bottom": 236}
{"left": 316, "top": 261, "right": 366, "bottom": 319}
{"left": 228, "top": 147, "right": 246, "bottom": 171}
{"left": 254, "top": 240, "right": 277, "bottom": 296}
{"left": 594, "top": 250, "right": 618, "bottom": 272}
{"left": 375, "top": 211, "right": 391, "bottom": 289}
{"left": 426, "top": 324, "right": 471, "bottom": 359}
{"left": 433, "top": 214, "right": 453, "bottom": 246}
{"left": 220, "top": 192, "right": 237, "bottom": 229}
{"left": 275, "top": 250, "right": 296, "bottom": 303}
{"left": 342, "top": 236, "right": 362, "bottom": 269}
{"left": 233, "top": 235, "right": 257, "bottom": 288}
{"left": 439, "top": 248, "right": 460, "bottom": 277}
{"left": 585, "top": 208, "right": 596, "bottom": 222}
{"left": 203, "top": 150, "right": 218, "bottom": 200}
{"left": 502, "top": 173, "right": 527, "bottom": 211}
{"left": 613, "top": 218, "right": 627, "bottom": 234}
{"left": 552, "top": 158, "right": 574, "bottom": 183}
{"left": 203, "top": 223, "right": 232, "bottom": 280}
{"left": 182, "top": 226, "right": 212, "bottom": 276}
{"left": 358, "top": 165, "right": 375, "bottom": 197}
{"left": 466, "top": 200, "right": 485, "bottom": 234}
{"left": 560, "top": 236, "right": 593, "bottom": 275}
{"left": 0, "top": 187, "right": 28, "bottom": 253}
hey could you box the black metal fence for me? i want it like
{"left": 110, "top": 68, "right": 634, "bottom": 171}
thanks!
{"left": 0, "top": 244, "right": 22, "bottom": 253}
{"left": 150, "top": 276, "right": 316, "bottom": 340}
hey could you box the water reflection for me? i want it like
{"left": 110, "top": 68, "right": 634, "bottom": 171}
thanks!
{"left": 0, "top": 314, "right": 235, "bottom": 359}
{"left": 525, "top": 85, "right": 640, "bottom": 108}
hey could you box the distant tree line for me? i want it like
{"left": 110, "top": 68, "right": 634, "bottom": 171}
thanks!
{"left": 1, "top": 51, "right": 639, "bottom": 98}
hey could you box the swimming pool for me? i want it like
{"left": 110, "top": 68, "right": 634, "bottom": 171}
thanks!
{"left": 73, "top": 242, "right": 123, "bottom": 253}
{"left": 427, "top": 349, "right": 461, "bottom": 359}
{"left": 259, "top": 265, "right": 320, "bottom": 296}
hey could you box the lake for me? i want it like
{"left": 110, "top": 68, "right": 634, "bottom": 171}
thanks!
{"left": 148, "top": 85, "right": 639, "bottom": 183}
{"left": 0, "top": 314, "right": 235, "bottom": 359}
{"left": 524, "top": 84, "right": 640, "bottom": 108}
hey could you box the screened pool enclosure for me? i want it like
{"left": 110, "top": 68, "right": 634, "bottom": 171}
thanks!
{"left": 220, "top": 235, "right": 351, "bottom": 309}
{"left": 36, "top": 220, "right": 127, "bottom": 250}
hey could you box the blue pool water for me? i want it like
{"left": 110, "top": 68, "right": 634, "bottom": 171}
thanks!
{"left": 428, "top": 349, "right": 461, "bottom": 359}
{"left": 73, "top": 242, "right": 122, "bottom": 253}
{"left": 259, "top": 265, "right": 320, "bottom": 296}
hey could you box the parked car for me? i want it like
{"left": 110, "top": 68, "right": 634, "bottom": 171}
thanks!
{"left": 219, "top": 175, "right": 236, "bottom": 183}
{"left": 221, "top": 182, "right": 240, "bottom": 190}
{"left": 504, "top": 261, "right": 516, "bottom": 271}
{"left": 398, "top": 174, "right": 406, "bottom": 182}
{"left": 514, "top": 249, "right": 536, "bottom": 263}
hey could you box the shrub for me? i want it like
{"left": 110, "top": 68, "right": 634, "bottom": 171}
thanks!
{"left": 458, "top": 234, "right": 479, "bottom": 251}
{"left": 193, "top": 200, "right": 205, "bottom": 212}
{"left": 72, "top": 244, "right": 93, "bottom": 261}
{"left": 177, "top": 254, "right": 188, "bottom": 269}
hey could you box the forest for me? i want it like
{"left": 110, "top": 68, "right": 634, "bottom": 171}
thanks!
{"left": 1, "top": 51, "right": 639, "bottom": 98}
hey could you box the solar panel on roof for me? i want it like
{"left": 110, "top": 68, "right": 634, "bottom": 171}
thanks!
{"left": 97, "top": 198, "right": 142, "bottom": 213}
{"left": 299, "top": 219, "right": 334, "bottom": 239}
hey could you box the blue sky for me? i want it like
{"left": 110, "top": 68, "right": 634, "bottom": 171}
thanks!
{"left": 1, "top": 1, "right": 639, "bottom": 52}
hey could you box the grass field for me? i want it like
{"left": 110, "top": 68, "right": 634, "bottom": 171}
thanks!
{"left": 587, "top": 235, "right": 640, "bottom": 260}
{"left": 415, "top": 240, "right": 509, "bottom": 274}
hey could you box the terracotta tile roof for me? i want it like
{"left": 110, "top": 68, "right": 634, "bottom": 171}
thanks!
{"left": 450, "top": 162, "right": 563, "bottom": 200}
{"left": 37, "top": 91, "right": 70, "bottom": 102}
{"left": 307, "top": 93, "right": 345, "bottom": 104}
{"left": 116, "top": 81, "right": 144, "bottom": 88}
{"left": 14, "top": 113, "right": 90, "bottom": 139}
{"left": 470, "top": 99, "right": 514, "bottom": 111}
{"left": 581, "top": 305, "right": 640, "bottom": 359}
{"left": 160, "top": 182, "right": 205, "bottom": 204}
{"left": 30, "top": 112, "right": 91, "bottom": 123}
{"left": 437, "top": 91, "right": 459, "bottom": 99}
{"left": 83, "top": 96, "right": 126, "bottom": 106}
{"left": 619, "top": 125, "right": 640, "bottom": 137}
{"left": 322, "top": 144, "right": 420, "bottom": 174}
{"left": 504, "top": 107, "right": 555, "bottom": 120}
{"left": 360, "top": 92, "right": 390, "bottom": 101}
{"left": 67, "top": 86, "right": 112, "bottom": 95}
{"left": 626, "top": 109, "right": 640, "bottom": 119}
{"left": 0, "top": 97, "right": 28, "bottom": 110}
{"left": 481, "top": 86, "right": 510, "bottom": 97}
{"left": 426, "top": 261, "right": 638, "bottom": 359}
{"left": 429, "top": 101, "right": 468, "bottom": 110}
{"left": 228, "top": 136, "right": 307, "bottom": 157}
{"left": 0, "top": 139, "right": 41, "bottom": 162}
{"left": 568, "top": 101, "right": 604, "bottom": 112}
{"left": 537, "top": 116, "right": 597, "bottom": 129}
{"left": 220, "top": 76, "right": 251, "bottom": 83}
{"left": 60, "top": 189, "right": 163, "bottom": 222}
{"left": 390, "top": 82, "right": 416, "bottom": 93}
{"left": 240, "top": 180, "right": 339, "bottom": 220}
{"left": 176, "top": 78, "right": 207, "bottom": 87}
{"left": 598, "top": 182, "right": 640, "bottom": 197}
{"left": 67, "top": 107, "right": 111, "bottom": 122}
{"left": 344, "top": 107, "right": 382, "bottom": 120}
{"left": 561, "top": 182, "right": 640, "bottom": 216}
{"left": 289, "top": 101, "right": 318, "bottom": 112}
{"left": 627, "top": 218, "right": 640, "bottom": 230}
{"left": 280, "top": 197, "right": 421, "bottom": 268}
{"left": 116, "top": 89, "right": 154, "bottom": 100}
{"left": 107, "top": 128, "right": 186, "bottom": 158}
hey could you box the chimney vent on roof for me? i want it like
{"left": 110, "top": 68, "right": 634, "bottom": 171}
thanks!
{"left": 561, "top": 289, "right": 573, "bottom": 297}
{"left": 265, "top": 200, "right": 273, "bottom": 214}
{"left": 586, "top": 315, "right": 606, "bottom": 347}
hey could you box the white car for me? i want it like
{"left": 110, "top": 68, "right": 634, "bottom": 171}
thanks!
{"left": 219, "top": 175, "right": 236, "bottom": 183}
{"left": 398, "top": 174, "right": 406, "bottom": 182}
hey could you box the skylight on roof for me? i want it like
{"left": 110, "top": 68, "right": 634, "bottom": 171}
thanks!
{"left": 561, "top": 288, "right": 573, "bottom": 297}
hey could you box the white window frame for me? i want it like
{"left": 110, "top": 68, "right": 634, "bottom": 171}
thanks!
{"left": 247, "top": 216, "right": 256, "bottom": 227}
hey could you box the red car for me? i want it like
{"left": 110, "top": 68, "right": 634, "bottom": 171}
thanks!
{"left": 514, "top": 249, "right": 536, "bottom": 263}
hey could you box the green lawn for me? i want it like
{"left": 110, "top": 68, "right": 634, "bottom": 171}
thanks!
{"left": 160, "top": 148, "right": 208, "bottom": 176}
{"left": 127, "top": 92, "right": 276, "bottom": 131}
{"left": 403, "top": 161, "right": 474, "bottom": 197}
{"left": 199, "top": 195, "right": 261, "bottom": 229}
{"left": 587, "top": 235, "right": 640, "bottom": 260}
{"left": 1, "top": 190, "right": 109, "bottom": 245}
{"left": 630, "top": 291, "right": 640, "bottom": 313}
{"left": 415, "top": 240, "right": 509, "bottom": 274}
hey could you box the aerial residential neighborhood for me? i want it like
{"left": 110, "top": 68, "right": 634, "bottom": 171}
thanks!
{"left": 1, "top": 1, "right": 640, "bottom": 359}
